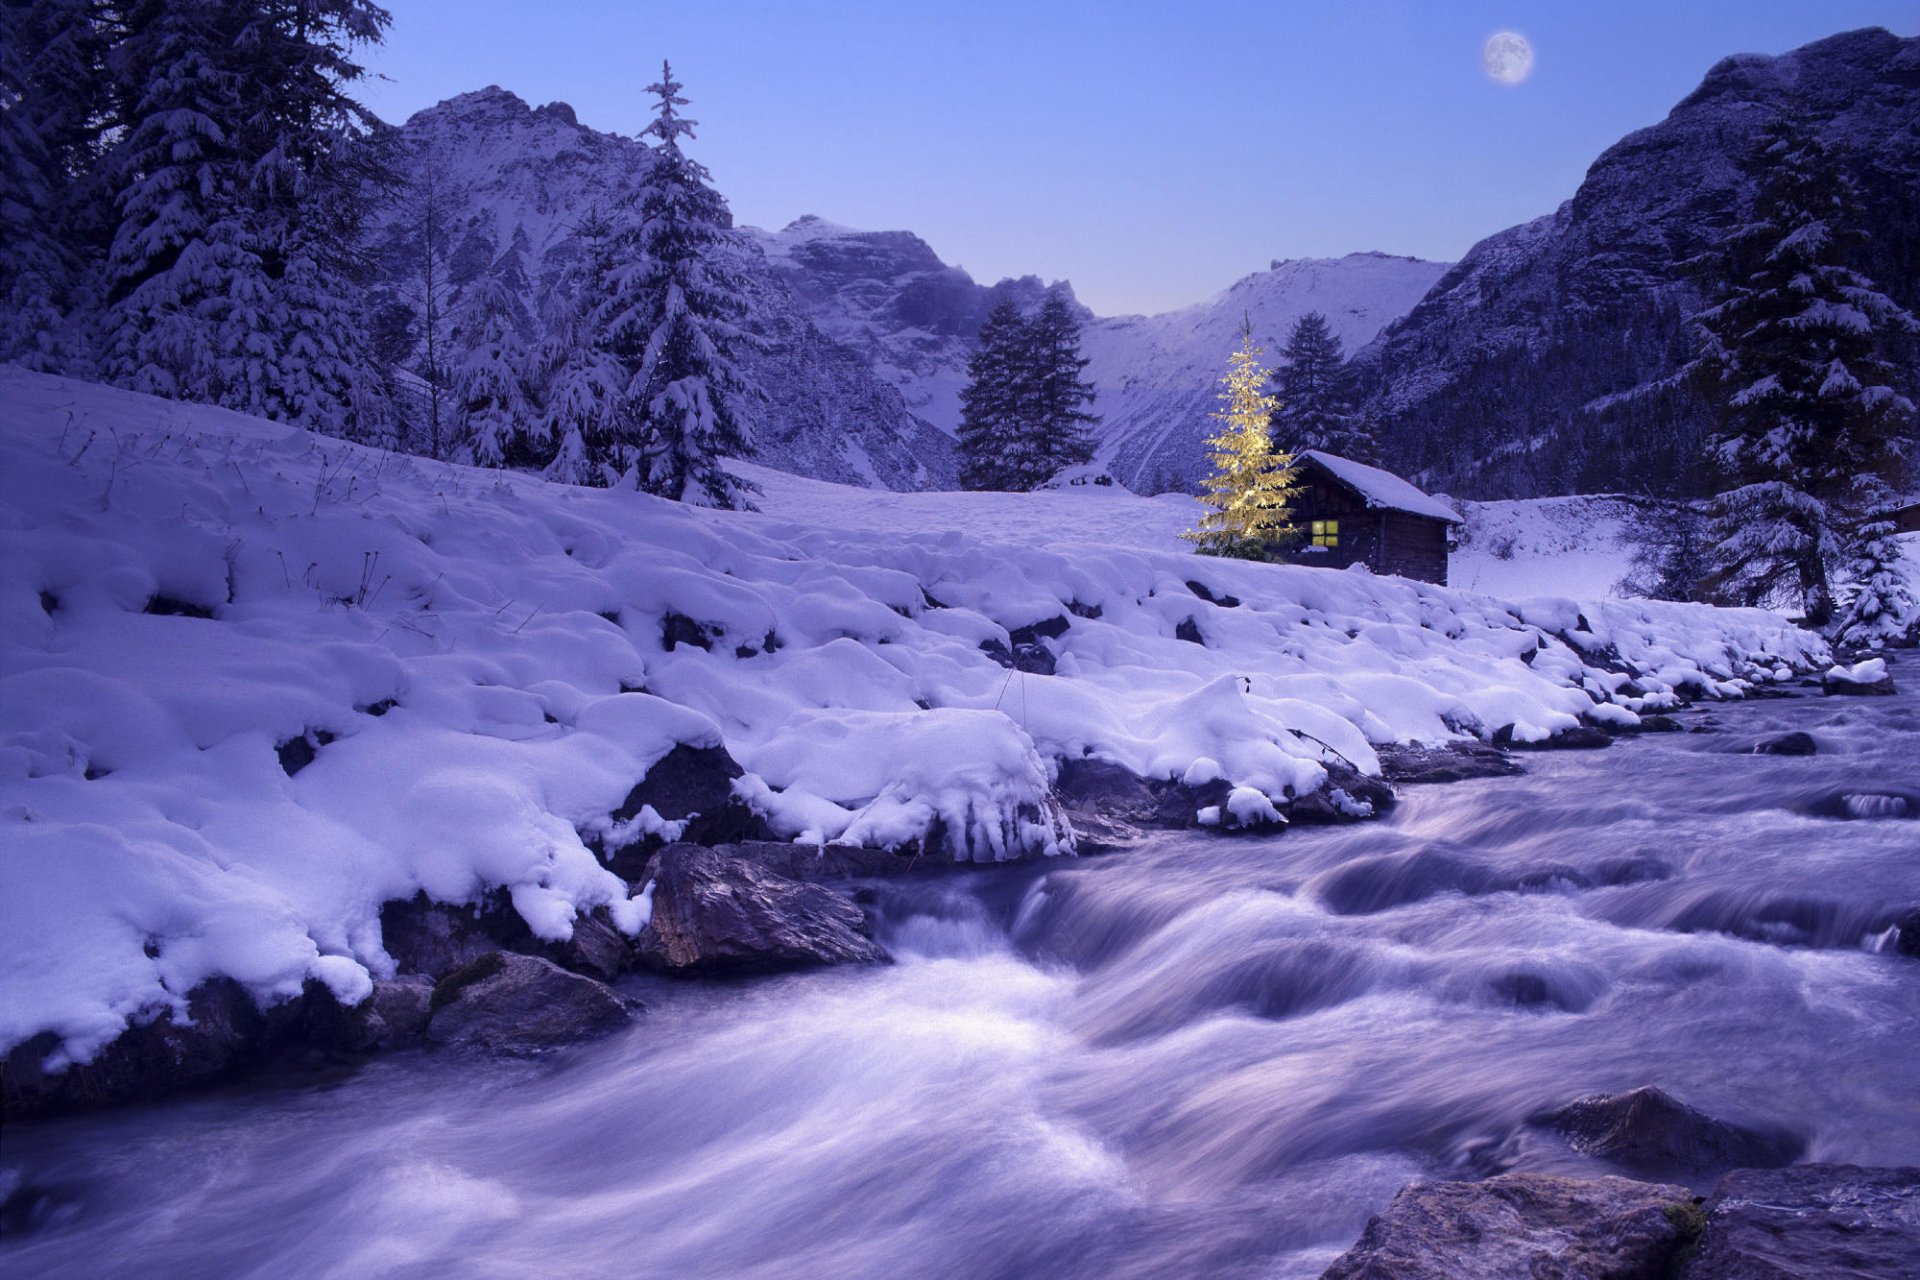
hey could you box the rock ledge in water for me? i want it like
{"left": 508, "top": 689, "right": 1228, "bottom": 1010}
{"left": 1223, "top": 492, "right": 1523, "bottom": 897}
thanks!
{"left": 635, "top": 842, "right": 888, "bottom": 974}
{"left": 1689, "top": 1164, "right": 1920, "bottom": 1280}
{"left": 1317, "top": 1172, "right": 1692, "bottom": 1280}
{"left": 425, "top": 952, "right": 639, "bottom": 1050}
{"left": 1542, "top": 1086, "right": 1804, "bottom": 1180}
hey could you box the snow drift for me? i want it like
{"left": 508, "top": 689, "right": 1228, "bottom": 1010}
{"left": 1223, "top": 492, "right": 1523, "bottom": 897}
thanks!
{"left": 0, "top": 369, "right": 1827, "bottom": 1063}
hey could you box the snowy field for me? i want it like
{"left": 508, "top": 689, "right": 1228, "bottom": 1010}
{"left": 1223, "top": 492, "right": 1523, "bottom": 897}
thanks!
{"left": 0, "top": 369, "right": 1828, "bottom": 1065}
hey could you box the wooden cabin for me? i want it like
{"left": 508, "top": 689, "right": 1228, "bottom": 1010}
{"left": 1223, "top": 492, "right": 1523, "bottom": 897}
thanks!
{"left": 1879, "top": 499, "right": 1920, "bottom": 535}
{"left": 1289, "top": 451, "right": 1462, "bottom": 585}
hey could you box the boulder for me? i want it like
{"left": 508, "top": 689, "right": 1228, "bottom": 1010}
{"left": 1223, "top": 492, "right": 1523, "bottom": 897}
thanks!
{"left": 1378, "top": 741, "right": 1524, "bottom": 784}
{"left": 1494, "top": 723, "right": 1613, "bottom": 750}
{"left": 1822, "top": 660, "right": 1897, "bottom": 696}
{"left": 1895, "top": 908, "right": 1920, "bottom": 959}
{"left": 0, "top": 978, "right": 287, "bottom": 1118}
{"left": 611, "top": 741, "right": 769, "bottom": 859}
{"left": 425, "top": 953, "right": 639, "bottom": 1050}
{"left": 1318, "top": 1172, "right": 1694, "bottom": 1280}
{"left": 1689, "top": 1164, "right": 1920, "bottom": 1280}
{"left": 636, "top": 843, "right": 888, "bottom": 975}
{"left": 1288, "top": 765, "right": 1396, "bottom": 824}
{"left": 1753, "top": 731, "right": 1817, "bottom": 756}
{"left": 303, "top": 975, "right": 434, "bottom": 1052}
{"left": 1541, "top": 1086, "right": 1803, "bottom": 1180}
{"left": 379, "top": 893, "right": 503, "bottom": 976}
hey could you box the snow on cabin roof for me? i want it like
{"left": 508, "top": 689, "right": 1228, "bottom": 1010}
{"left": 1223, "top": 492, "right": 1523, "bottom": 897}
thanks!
{"left": 1299, "top": 450, "right": 1463, "bottom": 524}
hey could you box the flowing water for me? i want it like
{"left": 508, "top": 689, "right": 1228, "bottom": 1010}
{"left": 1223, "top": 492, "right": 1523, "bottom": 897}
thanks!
{"left": 6, "top": 683, "right": 1920, "bottom": 1278}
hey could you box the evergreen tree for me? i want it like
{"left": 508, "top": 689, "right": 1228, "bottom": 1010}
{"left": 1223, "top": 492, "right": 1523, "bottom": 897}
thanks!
{"left": 97, "top": 0, "right": 391, "bottom": 438}
{"left": 1832, "top": 501, "right": 1917, "bottom": 649}
{"left": 599, "top": 61, "right": 757, "bottom": 508}
{"left": 957, "top": 297, "right": 1031, "bottom": 490}
{"left": 1028, "top": 289, "right": 1098, "bottom": 480}
{"left": 537, "top": 206, "right": 624, "bottom": 486}
{"left": 1271, "top": 311, "right": 1371, "bottom": 460}
{"left": 452, "top": 229, "right": 538, "bottom": 468}
{"left": 1183, "top": 321, "right": 1301, "bottom": 559}
{"left": 1616, "top": 497, "right": 1712, "bottom": 602}
{"left": 1692, "top": 115, "right": 1918, "bottom": 624}
{"left": 0, "top": 0, "right": 111, "bottom": 371}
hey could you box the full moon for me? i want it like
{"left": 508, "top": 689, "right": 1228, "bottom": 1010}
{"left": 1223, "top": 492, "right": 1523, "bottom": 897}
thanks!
{"left": 1482, "top": 31, "right": 1534, "bottom": 86}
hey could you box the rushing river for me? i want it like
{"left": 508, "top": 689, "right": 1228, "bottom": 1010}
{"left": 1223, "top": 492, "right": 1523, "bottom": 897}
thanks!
{"left": 5, "top": 681, "right": 1919, "bottom": 1278}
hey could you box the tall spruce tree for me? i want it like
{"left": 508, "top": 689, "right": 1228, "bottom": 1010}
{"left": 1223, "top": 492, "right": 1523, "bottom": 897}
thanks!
{"left": 957, "top": 296, "right": 1030, "bottom": 491}
{"left": 599, "top": 61, "right": 757, "bottom": 508}
{"left": 1029, "top": 290, "right": 1098, "bottom": 480}
{"left": 1692, "top": 114, "right": 1917, "bottom": 623}
{"left": 452, "top": 228, "right": 538, "bottom": 468}
{"left": 1183, "top": 320, "right": 1301, "bottom": 559}
{"left": 0, "top": 0, "right": 111, "bottom": 371}
{"left": 532, "top": 206, "right": 622, "bottom": 486}
{"left": 1832, "top": 504, "right": 1917, "bottom": 648}
{"left": 1271, "top": 311, "right": 1370, "bottom": 460}
{"left": 97, "top": 0, "right": 391, "bottom": 439}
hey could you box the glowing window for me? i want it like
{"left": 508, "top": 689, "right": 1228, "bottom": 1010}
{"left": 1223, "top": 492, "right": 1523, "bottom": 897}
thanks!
{"left": 1311, "top": 520, "right": 1339, "bottom": 548}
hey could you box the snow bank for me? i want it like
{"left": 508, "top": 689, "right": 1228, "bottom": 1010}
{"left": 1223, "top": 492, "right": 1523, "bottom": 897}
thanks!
{"left": 0, "top": 370, "right": 1827, "bottom": 1062}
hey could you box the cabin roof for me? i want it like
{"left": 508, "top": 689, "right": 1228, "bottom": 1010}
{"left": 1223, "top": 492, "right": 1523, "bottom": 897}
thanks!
{"left": 1298, "top": 451, "right": 1462, "bottom": 525}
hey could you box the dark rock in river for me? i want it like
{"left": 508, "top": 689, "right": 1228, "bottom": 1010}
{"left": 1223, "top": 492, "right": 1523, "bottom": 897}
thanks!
{"left": 1797, "top": 789, "right": 1917, "bottom": 821}
{"left": 1892, "top": 909, "right": 1920, "bottom": 959}
{"left": 1288, "top": 765, "right": 1396, "bottom": 824}
{"left": 1541, "top": 1086, "right": 1803, "bottom": 1179}
{"left": 1689, "top": 1164, "right": 1920, "bottom": 1280}
{"left": 425, "top": 953, "right": 639, "bottom": 1050}
{"left": 1, "top": 978, "right": 293, "bottom": 1118}
{"left": 1753, "top": 730, "right": 1818, "bottom": 756}
{"left": 303, "top": 975, "right": 434, "bottom": 1052}
{"left": 1822, "top": 669, "right": 1897, "bottom": 697}
{"left": 1318, "top": 1172, "right": 1693, "bottom": 1280}
{"left": 1377, "top": 741, "right": 1524, "bottom": 784}
{"left": 635, "top": 842, "right": 888, "bottom": 974}
{"left": 1493, "top": 723, "right": 1613, "bottom": 750}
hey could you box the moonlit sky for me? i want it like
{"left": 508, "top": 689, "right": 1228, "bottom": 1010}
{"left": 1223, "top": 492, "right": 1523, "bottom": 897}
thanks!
{"left": 359, "top": 1, "right": 1919, "bottom": 316}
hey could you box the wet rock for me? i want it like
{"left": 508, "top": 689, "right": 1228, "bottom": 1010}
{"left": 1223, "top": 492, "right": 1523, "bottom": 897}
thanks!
{"left": 1056, "top": 758, "right": 1160, "bottom": 821}
{"left": 979, "top": 635, "right": 1056, "bottom": 675}
{"left": 1892, "top": 908, "right": 1920, "bottom": 959}
{"left": 1287, "top": 766, "right": 1395, "bottom": 824}
{"left": 379, "top": 893, "right": 504, "bottom": 976}
{"left": 1494, "top": 723, "right": 1612, "bottom": 750}
{"left": 1689, "top": 1164, "right": 1920, "bottom": 1280}
{"left": 425, "top": 953, "right": 639, "bottom": 1050}
{"left": 1822, "top": 663, "right": 1896, "bottom": 696}
{"left": 1541, "top": 1086, "right": 1803, "bottom": 1179}
{"left": 0, "top": 979, "right": 287, "bottom": 1118}
{"left": 1753, "top": 731, "right": 1817, "bottom": 756}
{"left": 611, "top": 741, "right": 769, "bottom": 856}
{"left": 1634, "top": 714, "right": 1686, "bottom": 733}
{"left": 714, "top": 839, "right": 922, "bottom": 882}
{"left": 660, "top": 610, "right": 718, "bottom": 651}
{"left": 1798, "top": 789, "right": 1916, "bottom": 821}
{"left": 636, "top": 843, "right": 888, "bottom": 974}
{"left": 1318, "top": 1172, "right": 1693, "bottom": 1280}
{"left": 1175, "top": 617, "right": 1206, "bottom": 645}
{"left": 304, "top": 975, "right": 434, "bottom": 1052}
{"left": 1378, "top": 741, "right": 1524, "bottom": 783}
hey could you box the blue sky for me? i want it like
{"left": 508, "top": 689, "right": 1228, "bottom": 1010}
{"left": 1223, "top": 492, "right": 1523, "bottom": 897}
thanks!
{"left": 359, "top": 2, "right": 1918, "bottom": 315}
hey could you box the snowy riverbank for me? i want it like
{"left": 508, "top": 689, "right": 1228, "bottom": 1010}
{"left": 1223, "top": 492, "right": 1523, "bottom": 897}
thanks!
{"left": 1, "top": 368, "right": 1828, "bottom": 1067}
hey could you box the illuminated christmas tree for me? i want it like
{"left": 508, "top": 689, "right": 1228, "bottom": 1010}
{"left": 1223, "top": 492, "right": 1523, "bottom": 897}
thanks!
{"left": 1183, "top": 320, "right": 1301, "bottom": 559}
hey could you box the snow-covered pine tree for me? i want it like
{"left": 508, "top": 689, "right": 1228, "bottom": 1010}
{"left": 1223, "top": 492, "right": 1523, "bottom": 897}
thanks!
{"left": 1029, "top": 290, "right": 1098, "bottom": 482}
{"left": 452, "top": 229, "right": 539, "bottom": 468}
{"left": 1616, "top": 497, "right": 1712, "bottom": 602}
{"left": 1271, "top": 311, "right": 1371, "bottom": 460}
{"left": 0, "top": 0, "right": 111, "bottom": 372}
{"left": 597, "top": 61, "right": 757, "bottom": 508}
{"left": 957, "top": 296, "right": 1030, "bottom": 491}
{"left": 1183, "top": 321, "right": 1301, "bottom": 559}
{"left": 536, "top": 206, "right": 624, "bottom": 486}
{"left": 97, "top": 0, "right": 391, "bottom": 439}
{"left": 1832, "top": 496, "right": 1917, "bottom": 649}
{"left": 1692, "top": 114, "right": 1918, "bottom": 624}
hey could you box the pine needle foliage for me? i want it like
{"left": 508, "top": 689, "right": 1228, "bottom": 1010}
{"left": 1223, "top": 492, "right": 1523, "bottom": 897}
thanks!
{"left": 1183, "top": 321, "right": 1301, "bottom": 559}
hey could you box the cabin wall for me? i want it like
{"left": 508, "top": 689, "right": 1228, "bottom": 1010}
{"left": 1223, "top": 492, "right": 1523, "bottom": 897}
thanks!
{"left": 1291, "top": 473, "right": 1452, "bottom": 585}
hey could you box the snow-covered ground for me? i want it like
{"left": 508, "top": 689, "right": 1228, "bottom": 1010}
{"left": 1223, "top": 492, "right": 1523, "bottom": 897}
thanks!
{"left": 0, "top": 369, "right": 1828, "bottom": 1066}
{"left": 1451, "top": 495, "right": 1641, "bottom": 601}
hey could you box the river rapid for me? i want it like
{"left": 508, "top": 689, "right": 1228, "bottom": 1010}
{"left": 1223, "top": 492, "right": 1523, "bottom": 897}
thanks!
{"left": 5, "top": 681, "right": 1919, "bottom": 1279}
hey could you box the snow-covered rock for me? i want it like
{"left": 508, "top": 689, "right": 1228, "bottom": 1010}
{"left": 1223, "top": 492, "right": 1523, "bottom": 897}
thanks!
{"left": 0, "top": 368, "right": 1828, "bottom": 1068}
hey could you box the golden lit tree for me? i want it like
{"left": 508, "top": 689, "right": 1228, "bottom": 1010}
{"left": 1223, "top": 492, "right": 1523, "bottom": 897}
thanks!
{"left": 1183, "top": 320, "right": 1301, "bottom": 559}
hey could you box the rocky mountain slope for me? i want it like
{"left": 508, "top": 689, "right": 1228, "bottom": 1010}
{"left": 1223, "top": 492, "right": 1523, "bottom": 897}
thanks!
{"left": 749, "top": 217, "right": 1445, "bottom": 490}
{"left": 371, "top": 88, "right": 958, "bottom": 490}
{"left": 1354, "top": 26, "right": 1920, "bottom": 500}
